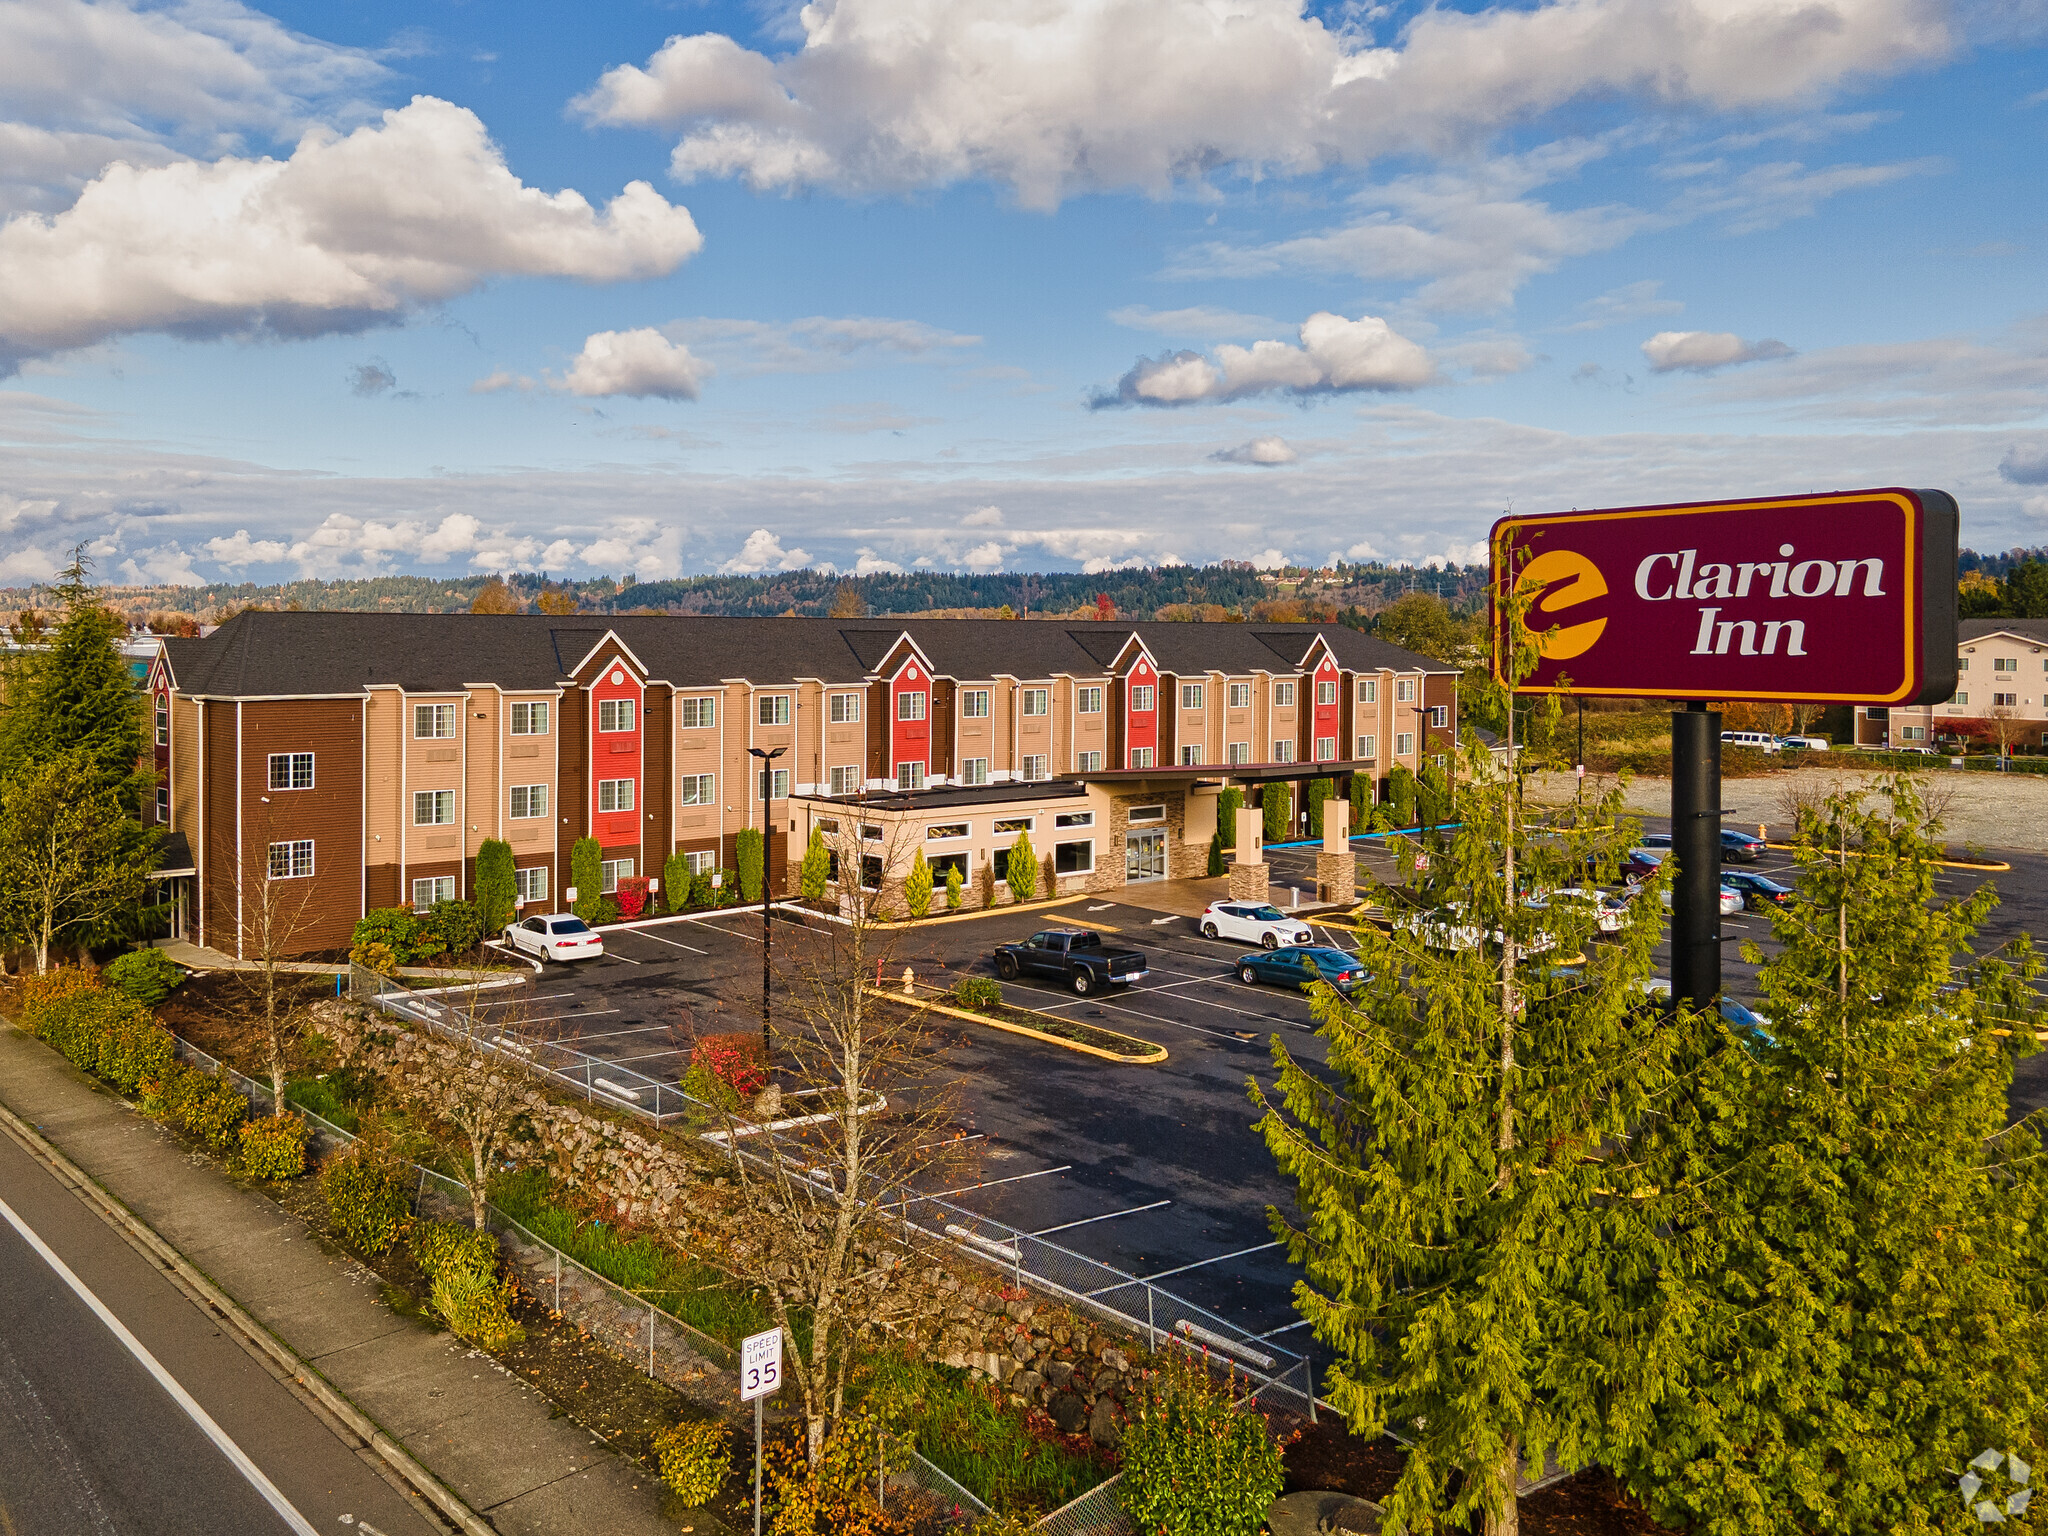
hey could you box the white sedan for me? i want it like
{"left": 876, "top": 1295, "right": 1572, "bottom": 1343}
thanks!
{"left": 1397, "top": 902, "right": 1560, "bottom": 955}
{"left": 1526, "top": 887, "right": 1630, "bottom": 933}
{"left": 504, "top": 913, "right": 605, "bottom": 963}
{"left": 1640, "top": 882, "right": 1744, "bottom": 918}
{"left": 1199, "top": 901, "right": 1314, "bottom": 949}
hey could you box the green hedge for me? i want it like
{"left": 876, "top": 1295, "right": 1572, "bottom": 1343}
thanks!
{"left": 104, "top": 948, "right": 186, "bottom": 1006}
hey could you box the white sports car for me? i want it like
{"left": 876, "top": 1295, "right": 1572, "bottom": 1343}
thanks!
{"left": 504, "top": 913, "right": 605, "bottom": 963}
{"left": 1199, "top": 901, "right": 1314, "bottom": 950}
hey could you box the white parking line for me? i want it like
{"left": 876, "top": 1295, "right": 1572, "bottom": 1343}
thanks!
{"left": 619, "top": 929, "right": 708, "bottom": 955}
{"left": 1030, "top": 1199, "right": 1172, "bottom": 1238}
{"left": 470, "top": 991, "right": 576, "bottom": 1008}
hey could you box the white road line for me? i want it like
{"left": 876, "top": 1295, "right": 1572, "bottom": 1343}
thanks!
{"left": 469, "top": 991, "right": 575, "bottom": 1008}
{"left": 621, "top": 929, "right": 708, "bottom": 955}
{"left": 563, "top": 1020, "right": 672, "bottom": 1042}
{"left": 1035, "top": 992, "right": 1281, "bottom": 1046}
{"left": 0, "top": 1192, "right": 322, "bottom": 1536}
{"left": 602, "top": 951, "right": 643, "bottom": 966}
{"left": 1030, "top": 1200, "right": 1171, "bottom": 1238}
{"left": 908, "top": 1165, "right": 1074, "bottom": 1204}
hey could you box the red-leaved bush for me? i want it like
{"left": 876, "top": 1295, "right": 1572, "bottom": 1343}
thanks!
{"left": 617, "top": 876, "right": 651, "bottom": 918}
{"left": 690, "top": 1033, "right": 767, "bottom": 1098}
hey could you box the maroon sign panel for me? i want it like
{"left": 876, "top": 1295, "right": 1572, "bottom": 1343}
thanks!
{"left": 1491, "top": 489, "right": 1958, "bottom": 704}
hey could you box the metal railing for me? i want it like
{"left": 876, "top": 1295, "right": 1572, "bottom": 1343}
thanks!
{"left": 1032, "top": 1475, "right": 1134, "bottom": 1536}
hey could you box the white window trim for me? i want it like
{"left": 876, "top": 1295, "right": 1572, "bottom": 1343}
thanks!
{"left": 267, "top": 839, "right": 314, "bottom": 879}
{"left": 1077, "top": 686, "right": 1104, "bottom": 714}
{"left": 598, "top": 777, "right": 636, "bottom": 813}
{"left": 1054, "top": 838, "right": 1096, "bottom": 876}
{"left": 510, "top": 784, "right": 548, "bottom": 819}
{"left": 759, "top": 693, "right": 792, "bottom": 726}
{"left": 413, "top": 789, "right": 455, "bottom": 826}
{"left": 679, "top": 773, "right": 715, "bottom": 806}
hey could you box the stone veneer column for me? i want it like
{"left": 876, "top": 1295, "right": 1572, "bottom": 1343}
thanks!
{"left": 1227, "top": 804, "right": 1267, "bottom": 900}
{"left": 1316, "top": 798, "right": 1354, "bottom": 903}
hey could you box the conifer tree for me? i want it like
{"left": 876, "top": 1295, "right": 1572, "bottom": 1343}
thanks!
{"left": 905, "top": 847, "right": 933, "bottom": 918}
{"left": 1217, "top": 786, "right": 1243, "bottom": 849}
{"left": 569, "top": 837, "right": 602, "bottom": 921}
{"left": 1006, "top": 831, "right": 1036, "bottom": 903}
{"left": 944, "top": 861, "right": 963, "bottom": 910}
{"left": 1307, "top": 777, "right": 1335, "bottom": 839}
{"left": 1261, "top": 783, "right": 1291, "bottom": 844}
{"left": 736, "top": 827, "right": 764, "bottom": 903}
{"left": 664, "top": 850, "right": 692, "bottom": 912}
{"left": 800, "top": 827, "right": 829, "bottom": 901}
{"left": 473, "top": 839, "right": 515, "bottom": 935}
{"left": 1615, "top": 779, "right": 2048, "bottom": 1534}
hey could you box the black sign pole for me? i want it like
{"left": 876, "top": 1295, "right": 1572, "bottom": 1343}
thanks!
{"left": 1670, "top": 703, "right": 1722, "bottom": 1010}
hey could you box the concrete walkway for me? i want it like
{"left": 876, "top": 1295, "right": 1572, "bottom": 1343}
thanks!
{"left": 0, "top": 1021, "right": 702, "bottom": 1536}
{"left": 152, "top": 937, "right": 525, "bottom": 984}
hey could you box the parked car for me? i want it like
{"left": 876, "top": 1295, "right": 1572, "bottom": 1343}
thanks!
{"left": 993, "top": 929, "right": 1150, "bottom": 994}
{"left": 1525, "top": 886, "right": 1630, "bottom": 933}
{"left": 1642, "top": 880, "right": 1744, "bottom": 917}
{"left": 505, "top": 913, "right": 604, "bottom": 963}
{"left": 1720, "top": 730, "right": 1781, "bottom": 753}
{"left": 1636, "top": 979, "right": 1776, "bottom": 1051}
{"left": 1199, "top": 900, "right": 1314, "bottom": 950}
{"left": 1397, "top": 902, "right": 1560, "bottom": 955}
{"left": 1777, "top": 736, "right": 1830, "bottom": 752}
{"left": 1622, "top": 846, "right": 1668, "bottom": 882}
{"left": 1720, "top": 870, "right": 1795, "bottom": 911}
{"left": 1641, "top": 828, "right": 1765, "bottom": 863}
{"left": 1235, "top": 946, "right": 1369, "bottom": 994}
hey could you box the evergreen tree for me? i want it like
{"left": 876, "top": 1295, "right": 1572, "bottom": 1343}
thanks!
{"left": 1349, "top": 771, "right": 1372, "bottom": 831}
{"left": 1261, "top": 783, "right": 1291, "bottom": 844}
{"left": 473, "top": 839, "right": 515, "bottom": 935}
{"left": 1206, "top": 830, "right": 1225, "bottom": 877}
{"left": 1418, "top": 760, "right": 1451, "bottom": 826}
{"left": 1006, "top": 831, "right": 1037, "bottom": 903}
{"left": 800, "top": 827, "right": 829, "bottom": 901}
{"left": 736, "top": 827, "right": 764, "bottom": 903}
{"left": 664, "top": 850, "right": 692, "bottom": 912}
{"left": 944, "top": 861, "right": 963, "bottom": 910}
{"left": 0, "top": 751, "right": 159, "bottom": 972}
{"left": 1388, "top": 764, "right": 1417, "bottom": 826}
{"left": 569, "top": 837, "right": 602, "bottom": 922}
{"left": 1307, "top": 777, "right": 1335, "bottom": 839}
{"left": 1217, "top": 786, "right": 1243, "bottom": 849}
{"left": 1616, "top": 779, "right": 2048, "bottom": 1533}
{"left": 905, "top": 847, "right": 933, "bottom": 918}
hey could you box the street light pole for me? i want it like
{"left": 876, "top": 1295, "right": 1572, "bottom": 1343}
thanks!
{"left": 747, "top": 745, "right": 787, "bottom": 1068}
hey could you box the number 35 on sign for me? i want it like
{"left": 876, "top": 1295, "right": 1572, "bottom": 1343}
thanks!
{"left": 741, "top": 1328, "right": 783, "bottom": 1402}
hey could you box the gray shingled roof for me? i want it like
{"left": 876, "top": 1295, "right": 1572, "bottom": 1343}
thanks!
{"left": 1961, "top": 618, "right": 2048, "bottom": 644}
{"left": 160, "top": 611, "right": 1456, "bottom": 697}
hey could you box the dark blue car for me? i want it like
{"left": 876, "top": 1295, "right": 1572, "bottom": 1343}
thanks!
{"left": 1235, "top": 946, "right": 1369, "bottom": 994}
{"left": 1642, "top": 829, "right": 1767, "bottom": 863}
{"left": 1720, "top": 870, "right": 1794, "bottom": 910}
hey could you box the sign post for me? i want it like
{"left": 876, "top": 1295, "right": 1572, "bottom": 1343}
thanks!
{"left": 1493, "top": 488, "right": 1958, "bottom": 1010}
{"left": 741, "top": 1327, "right": 784, "bottom": 1536}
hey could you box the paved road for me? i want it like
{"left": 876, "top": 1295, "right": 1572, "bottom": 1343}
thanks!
{"left": 0, "top": 1126, "right": 445, "bottom": 1536}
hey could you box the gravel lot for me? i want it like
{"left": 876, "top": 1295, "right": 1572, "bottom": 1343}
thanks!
{"left": 1528, "top": 763, "right": 2048, "bottom": 854}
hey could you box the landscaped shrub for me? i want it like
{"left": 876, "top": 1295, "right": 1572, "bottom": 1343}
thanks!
{"left": 714, "top": 870, "right": 744, "bottom": 907}
{"left": 664, "top": 852, "right": 693, "bottom": 914}
{"left": 474, "top": 839, "right": 517, "bottom": 936}
{"left": 691, "top": 1033, "right": 767, "bottom": 1098}
{"left": 352, "top": 907, "right": 423, "bottom": 968}
{"left": 1206, "top": 831, "right": 1225, "bottom": 877}
{"left": 1417, "top": 760, "right": 1451, "bottom": 825}
{"left": 617, "top": 875, "right": 651, "bottom": 919}
{"left": 652, "top": 1419, "right": 730, "bottom": 1505}
{"left": 410, "top": 1219, "right": 523, "bottom": 1347}
{"left": 570, "top": 837, "right": 603, "bottom": 922}
{"left": 104, "top": 947, "right": 186, "bottom": 1005}
{"left": 1118, "top": 1351, "right": 1284, "bottom": 1536}
{"left": 691, "top": 868, "right": 719, "bottom": 908}
{"left": 20, "top": 976, "right": 173, "bottom": 1094}
{"left": 1261, "top": 783, "right": 1291, "bottom": 844}
{"left": 906, "top": 849, "right": 933, "bottom": 918}
{"left": 763, "top": 1404, "right": 903, "bottom": 1536}
{"left": 17, "top": 966, "right": 101, "bottom": 1018}
{"left": 681, "top": 1063, "right": 743, "bottom": 1119}
{"left": 1307, "top": 777, "right": 1335, "bottom": 840}
{"left": 417, "top": 899, "right": 483, "bottom": 958}
{"left": 801, "top": 828, "right": 829, "bottom": 901}
{"left": 321, "top": 1145, "right": 410, "bottom": 1253}
{"left": 160, "top": 1064, "right": 249, "bottom": 1152}
{"left": 952, "top": 977, "right": 1003, "bottom": 1011}
{"left": 96, "top": 1004, "right": 174, "bottom": 1093}
{"left": 1387, "top": 764, "right": 1417, "bottom": 827}
{"left": 1005, "top": 831, "right": 1037, "bottom": 903}
{"left": 945, "top": 863, "right": 963, "bottom": 911}
{"left": 736, "top": 827, "right": 765, "bottom": 903}
{"left": 237, "top": 1114, "right": 310, "bottom": 1179}
{"left": 1217, "top": 786, "right": 1242, "bottom": 849}
{"left": 594, "top": 897, "right": 623, "bottom": 926}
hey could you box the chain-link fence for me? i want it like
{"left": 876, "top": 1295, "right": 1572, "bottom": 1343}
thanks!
{"left": 1032, "top": 1475, "right": 1133, "bottom": 1536}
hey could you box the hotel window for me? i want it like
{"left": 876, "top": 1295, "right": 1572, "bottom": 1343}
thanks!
{"left": 413, "top": 789, "right": 455, "bottom": 825}
{"left": 1226, "top": 742, "right": 1251, "bottom": 765}
{"left": 514, "top": 866, "right": 548, "bottom": 903}
{"left": 1076, "top": 751, "right": 1103, "bottom": 772}
{"left": 898, "top": 691, "right": 927, "bottom": 721}
{"left": 679, "top": 773, "right": 715, "bottom": 806}
{"left": 1129, "top": 805, "right": 1166, "bottom": 824}
{"left": 1995, "top": 657, "right": 2018, "bottom": 672}
{"left": 1181, "top": 683, "right": 1204, "bottom": 710}
{"left": 759, "top": 694, "right": 792, "bottom": 726}
{"left": 679, "top": 696, "right": 716, "bottom": 729}
{"left": 1957, "top": 658, "right": 1970, "bottom": 671}
{"left": 1315, "top": 737, "right": 1336, "bottom": 761}
{"left": 1055, "top": 840, "right": 1095, "bottom": 874}
{"left": 156, "top": 785, "right": 169, "bottom": 821}
{"left": 1056, "top": 811, "right": 1095, "bottom": 828}
{"left": 994, "top": 816, "right": 1034, "bottom": 835}
{"left": 1021, "top": 754, "right": 1049, "bottom": 781}
{"left": 414, "top": 703, "right": 456, "bottom": 739}
{"left": 961, "top": 689, "right": 990, "bottom": 718}
{"left": 759, "top": 768, "right": 791, "bottom": 800}
{"left": 1130, "top": 685, "right": 1154, "bottom": 713}
{"left": 830, "top": 692, "right": 861, "bottom": 723}
{"left": 828, "top": 765, "right": 860, "bottom": 795}
{"left": 1953, "top": 691, "right": 1970, "bottom": 706}
{"left": 1900, "top": 727, "right": 1927, "bottom": 742}
{"left": 1228, "top": 682, "right": 1251, "bottom": 708}
{"left": 927, "top": 822, "right": 970, "bottom": 841}
{"left": 1316, "top": 681, "right": 1337, "bottom": 705}
{"left": 962, "top": 758, "right": 989, "bottom": 785}
{"left": 1356, "top": 734, "right": 1377, "bottom": 760}
{"left": 1128, "top": 747, "right": 1153, "bottom": 769}
{"left": 1995, "top": 692, "right": 2019, "bottom": 708}
{"left": 1273, "top": 682, "right": 1295, "bottom": 707}
{"left": 1077, "top": 686, "right": 1104, "bottom": 713}
{"left": 598, "top": 778, "right": 635, "bottom": 813}
{"left": 412, "top": 876, "right": 454, "bottom": 909}
{"left": 896, "top": 761, "right": 926, "bottom": 791}
{"left": 1180, "top": 745, "right": 1203, "bottom": 765}
{"left": 1022, "top": 688, "right": 1050, "bottom": 717}
{"left": 1429, "top": 705, "right": 1449, "bottom": 728}
{"left": 1396, "top": 677, "right": 1417, "bottom": 702}
{"left": 267, "top": 752, "right": 314, "bottom": 790}
{"left": 1397, "top": 732, "right": 1416, "bottom": 757}
{"left": 1272, "top": 741, "right": 1295, "bottom": 763}
{"left": 862, "top": 823, "right": 885, "bottom": 841}
{"left": 598, "top": 698, "right": 635, "bottom": 732}
{"left": 267, "top": 839, "right": 314, "bottom": 879}
{"left": 510, "top": 701, "right": 549, "bottom": 734}
{"left": 684, "top": 850, "right": 717, "bottom": 874}
{"left": 1358, "top": 678, "right": 1377, "bottom": 704}
{"left": 600, "top": 858, "right": 634, "bottom": 893}
{"left": 510, "top": 784, "right": 548, "bottom": 818}
{"left": 155, "top": 700, "right": 168, "bottom": 746}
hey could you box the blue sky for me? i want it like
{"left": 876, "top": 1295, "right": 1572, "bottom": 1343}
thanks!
{"left": 1, "top": 0, "right": 2044, "bottom": 588}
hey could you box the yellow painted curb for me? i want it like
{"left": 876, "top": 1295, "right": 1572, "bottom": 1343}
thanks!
{"left": 865, "top": 985, "right": 1167, "bottom": 1065}
{"left": 1762, "top": 842, "right": 2010, "bottom": 872}
{"left": 873, "top": 894, "right": 1091, "bottom": 930}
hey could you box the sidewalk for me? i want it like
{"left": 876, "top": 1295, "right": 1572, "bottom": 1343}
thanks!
{"left": 0, "top": 1020, "right": 701, "bottom": 1536}
{"left": 153, "top": 937, "right": 525, "bottom": 984}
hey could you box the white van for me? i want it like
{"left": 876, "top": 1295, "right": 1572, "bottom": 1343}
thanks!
{"left": 1778, "top": 736, "right": 1829, "bottom": 752}
{"left": 1720, "top": 730, "right": 1780, "bottom": 753}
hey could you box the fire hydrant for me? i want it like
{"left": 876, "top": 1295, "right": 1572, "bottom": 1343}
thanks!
{"left": 901, "top": 966, "right": 916, "bottom": 996}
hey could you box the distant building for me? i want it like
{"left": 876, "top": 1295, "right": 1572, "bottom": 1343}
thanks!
{"left": 1857, "top": 618, "right": 2048, "bottom": 750}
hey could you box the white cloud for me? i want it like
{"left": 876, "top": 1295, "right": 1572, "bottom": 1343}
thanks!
{"left": 558, "top": 328, "right": 710, "bottom": 400}
{"left": 2000, "top": 444, "right": 2048, "bottom": 485}
{"left": 0, "top": 96, "right": 704, "bottom": 371}
{"left": 850, "top": 550, "right": 905, "bottom": 575}
{"left": 204, "top": 528, "right": 291, "bottom": 568}
{"left": 663, "top": 314, "right": 979, "bottom": 376}
{"left": 1668, "top": 155, "right": 1942, "bottom": 234}
{"left": 1690, "top": 320, "right": 2048, "bottom": 426}
{"left": 117, "top": 541, "right": 202, "bottom": 585}
{"left": 1564, "top": 279, "right": 1684, "bottom": 332}
{"left": 720, "top": 528, "right": 813, "bottom": 573}
{"left": 1212, "top": 435, "right": 1298, "bottom": 465}
{"left": 1438, "top": 337, "right": 1535, "bottom": 377}
{"left": 1642, "top": 329, "right": 1793, "bottom": 373}
{"left": 1249, "top": 548, "right": 1288, "bottom": 570}
{"left": 470, "top": 370, "right": 534, "bottom": 393}
{"left": 573, "top": 0, "right": 1949, "bottom": 209}
{"left": 1096, "top": 311, "right": 1435, "bottom": 407}
{"left": 961, "top": 505, "right": 1003, "bottom": 526}
{"left": 1108, "top": 305, "right": 1280, "bottom": 340}
{"left": 1340, "top": 539, "right": 1382, "bottom": 560}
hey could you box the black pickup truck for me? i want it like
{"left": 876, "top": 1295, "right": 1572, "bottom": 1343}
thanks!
{"left": 992, "top": 929, "right": 1149, "bottom": 995}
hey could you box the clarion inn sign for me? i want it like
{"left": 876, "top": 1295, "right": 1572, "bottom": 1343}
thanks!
{"left": 1490, "top": 488, "right": 1960, "bottom": 705}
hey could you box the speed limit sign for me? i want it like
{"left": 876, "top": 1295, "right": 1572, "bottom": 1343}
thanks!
{"left": 741, "top": 1328, "right": 782, "bottom": 1402}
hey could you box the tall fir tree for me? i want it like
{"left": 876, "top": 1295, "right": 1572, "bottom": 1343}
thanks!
{"left": 473, "top": 839, "right": 516, "bottom": 935}
{"left": 1615, "top": 779, "right": 2048, "bottom": 1534}
{"left": 0, "top": 552, "right": 149, "bottom": 810}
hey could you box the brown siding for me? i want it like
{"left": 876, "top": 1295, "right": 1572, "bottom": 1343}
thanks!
{"left": 170, "top": 696, "right": 199, "bottom": 841}
{"left": 646, "top": 686, "right": 672, "bottom": 864}
{"left": 238, "top": 699, "right": 364, "bottom": 955}
{"left": 932, "top": 679, "right": 955, "bottom": 777}
{"left": 558, "top": 682, "right": 587, "bottom": 872}
{"left": 201, "top": 702, "right": 236, "bottom": 951}
{"left": 867, "top": 680, "right": 890, "bottom": 781}
{"left": 1158, "top": 676, "right": 1178, "bottom": 762}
